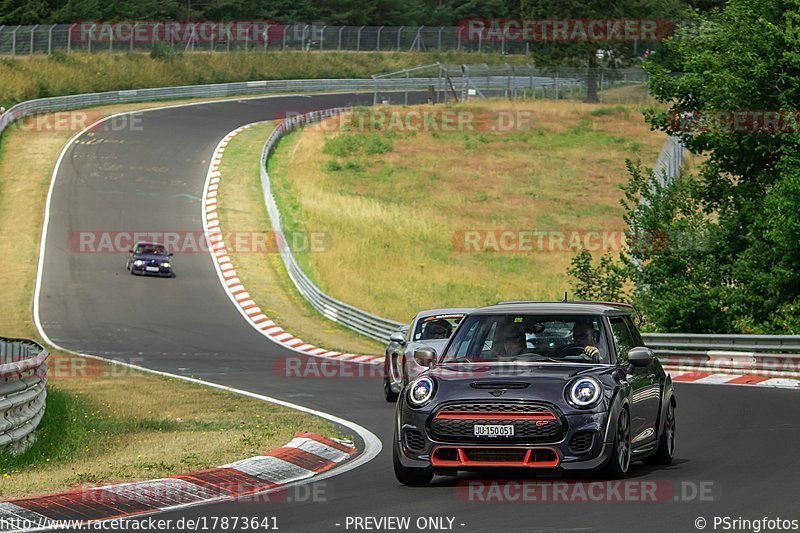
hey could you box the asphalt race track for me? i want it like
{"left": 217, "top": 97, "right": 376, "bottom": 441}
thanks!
{"left": 36, "top": 93, "right": 800, "bottom": 532}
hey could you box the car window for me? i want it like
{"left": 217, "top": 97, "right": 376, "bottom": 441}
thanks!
{"left": 609, "top": 317, "right": 637, "bottom": 364}
{"left": 442, "top": 314, "right": 610, "bottom": 364}
{"left": 136, "top": 244, "right": 166, "bottom": 255}
{"left": 413, "top": 314, "right": 465, "bottom": 341}
{"left": 455, "top": 319, "right": 481, "bottom": 357}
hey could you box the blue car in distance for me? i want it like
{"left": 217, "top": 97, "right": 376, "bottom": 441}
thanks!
{"left": 126, "top": 242, "right": 174, "bottom": 277}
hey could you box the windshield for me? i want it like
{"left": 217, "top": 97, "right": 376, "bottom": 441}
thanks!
{"left": 135, "top": 244, "right": 166, "bottom": 255}
{"left": 441, "top": 314, "right": 610, "bottom": 364}
{"left": 413, "top": 314, "right": 465, "bottom": 341}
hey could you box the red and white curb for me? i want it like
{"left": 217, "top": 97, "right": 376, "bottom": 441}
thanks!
{"left": 0, "top": 433, "right": 353, "bottom": 531}
{"left": 669, "top": 370, "right": 800, "bottom": 389}
{"left": 202, "top": 125, "right": 383, "bottom": 367}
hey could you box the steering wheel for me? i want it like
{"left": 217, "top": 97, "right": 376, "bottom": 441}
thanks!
{"left": 561, "top": 345, "right": 599, "bottom": 363}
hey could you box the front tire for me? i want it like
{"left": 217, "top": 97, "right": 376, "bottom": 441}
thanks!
{"left": 645, "top": 399, "right": 675, "bottom": 466}
{"left": 393, "top": 442, "right": 433, "bottom": 486}
{"left": 603, "top": 407, "right": 631, "bottom": 479}
{"left": 384, "top": 377, "right": 399, "bottom": 402}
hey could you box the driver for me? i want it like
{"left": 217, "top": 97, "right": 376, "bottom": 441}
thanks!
{"left": 423, "top": 319, "right": 452, "bottom": 340}
{"left": 572, "top": 321, "right": 600, "bottom": 358}
{"left": 490, "top": 323, "right": 527, "bottom": 359}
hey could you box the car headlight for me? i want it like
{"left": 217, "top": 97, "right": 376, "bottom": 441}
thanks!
{"left": 133, "top": 260, "right": 144, "bottom": 267}
{"left": 407, "top": 377, "right": 435, "bottom": 407}
{"left": 161, "top": 262, "right": 171, "bottom": 268}
{"left": 566, "top": 376, "right": 603, "bottom": 408}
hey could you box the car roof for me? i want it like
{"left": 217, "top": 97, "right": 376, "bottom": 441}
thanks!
{"left": 134, "top": 241, "right": 163, "bottom": 247}
{"left": 414, "top": 308, "right": 474, "bottom": 320}
{"left": 471, "top": 301, "right": 631, "bottom": 316}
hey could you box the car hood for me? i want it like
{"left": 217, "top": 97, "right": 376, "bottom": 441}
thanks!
{"left": 133, "top": 253, "right": 170, "bottom": 261}
{"left": 409, "top": 339, "right": 450, "bottom": 352}
{"left": 417, "top": 363, "right": 620, "bottom": 410}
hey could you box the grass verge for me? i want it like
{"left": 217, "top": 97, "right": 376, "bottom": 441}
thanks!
{"left": 0, "top": 98, "right": 337, "bottom": 498}
{"left": 267, "top": 99, "right": 666, "bottom": 322}
{"left": 1, "top": 354, "right": 335, "bottom": 498}
{"left": 216, "top": 122, "right": 383, "bottom": 354}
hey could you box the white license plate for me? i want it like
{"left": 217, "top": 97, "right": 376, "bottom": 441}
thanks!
{"left": 473, "top": 424, "right": 514, "bottom": 437}
{"left": 145, "top": 266, "right": 160, "bottom": 272}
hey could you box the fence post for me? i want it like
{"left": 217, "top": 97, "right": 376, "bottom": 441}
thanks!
{"left": 301, "top": 24, "right": 308, "bottom": 50}
{"left": 88, "top": 23, "right": 95, "bottom": 53}
{"left": 48, "top": 24, "right": 56, "bottom": 55}
{"left": 130, "top": 22, "right": 136, "bottom": 51}
{"left": 438, "top": 27, "right": 444, "bottom": 51}
{"left": 320, "top": 25, "right": 326, "bottom": 51}
{"left": 282, "top": 25, "right": 288, "bottom": 50}
{"left": 264, "top": 24, "right": 270, "bottom": 51}
{"left": 356, "top": 26, "right": 364, "bottom": 51}
{"left": 376, "top": 26, "right": 383, "bottom": 51}
{"left": 397, "top": 27, "right": 403, "bottom": 51}
{"left": 68, "top": 23, "right": 75, "bottom": 53}
{"left": 30, "top": 24, "right": 38, "bottom": 55}
{"left": 415, "top": 26, "right": 423, "bottom": 51}
{"left": 338, "top": 26, "right": 344, "bottom": 50}
{"left": 109, "top": 25, "right": 113, "bottom": 52}
{"left": 457, "top": 26, "right": 462, "bottom": 50}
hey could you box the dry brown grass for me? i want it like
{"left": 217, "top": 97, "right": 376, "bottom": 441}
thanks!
{"left": 215, "top": 123, "right": 383, "bottom": 354}
{"left": 270, "top": 100, "right": 666, "bottom": 322}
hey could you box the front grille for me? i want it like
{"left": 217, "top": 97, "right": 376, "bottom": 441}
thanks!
{"left": 569, "top": 431, "right": 594, "bottom": 453}
{"left": 440, "top": 402, "right": 551, "bottom": 414}
{"left": 403, "top": 429, "right": 425, "bottom": 451}
{"left": 429, "top": 402, "right": 565, "bottom": 444}
{"left": 464, "top": 448, "right": 527, "bottom": 463}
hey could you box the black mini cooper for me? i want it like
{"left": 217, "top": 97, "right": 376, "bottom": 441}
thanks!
{"left": 393, "top": 301, "right": 676, "bottom": 485}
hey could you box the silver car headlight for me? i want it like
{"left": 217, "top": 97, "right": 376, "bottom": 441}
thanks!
{"left": 133, "top": 260, "right": 145, "bottom": 267}
{"left": 566, "top": 376, "right": 603, "bottom": 408}
{"left": 407, "top": 377, "right": 435, "bottom": 407}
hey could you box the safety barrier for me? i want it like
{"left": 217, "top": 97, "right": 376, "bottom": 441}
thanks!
{"left": 0, "top": 337, "right": 49, "bottom": 454}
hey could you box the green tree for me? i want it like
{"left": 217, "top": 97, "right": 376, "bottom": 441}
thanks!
{"left": 521, "top": 0, "right": 685, "bottom": 101}
{"left": 630, "top": 0, "right": 800, "bottom": 332}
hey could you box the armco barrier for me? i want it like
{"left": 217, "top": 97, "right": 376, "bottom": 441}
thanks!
{"left": 0, "top": 74, "right": 575, "bottom": 140}
{"left": 259, "top": 108, "right": 406, "bottom": 344}
{"left": 0, "top": 337, "right": 49, "bottom": 453}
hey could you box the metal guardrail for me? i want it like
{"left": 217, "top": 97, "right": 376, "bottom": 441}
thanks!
{"left": 0, "top": 73, "right": 576, "bottom": 139}
{"left": 259, "top": 108, "right": 406, "bottom": 343}
{"left": 0, "top": 337, "right": 49, "bottom": 454}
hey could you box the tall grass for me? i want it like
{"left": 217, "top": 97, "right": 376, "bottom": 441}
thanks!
{"left": 0, "top": 51, "right": 531, "bottom": 108}
{"left": 268, "top": 101, "right": 665, "bottom": 322}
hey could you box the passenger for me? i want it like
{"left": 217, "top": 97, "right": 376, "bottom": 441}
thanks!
{"left": 491, "top": 323, "right": 527, "bottom": 359}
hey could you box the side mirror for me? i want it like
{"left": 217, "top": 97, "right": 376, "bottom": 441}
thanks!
{"left": 628, "top": 347, "right": 655, "bottom": 367}
{"left": 389, "top": 331, "right": 406, "bottom": 346}
{"left": 129, "top": 249, "right": 134, "bottom": 254}
{"left": 413, "top": 347, "right": 437, "bottom": 368}
{"left": 169, "top": 252, "right": 174, "bottom": 257}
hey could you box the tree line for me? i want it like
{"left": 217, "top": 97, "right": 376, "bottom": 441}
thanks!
{"left": 0, "top": 0, "right": 723, "bottom": 26}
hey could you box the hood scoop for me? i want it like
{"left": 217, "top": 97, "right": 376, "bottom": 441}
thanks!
{"left": 470, "top": 381, "right": 529, "bottom": 390}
